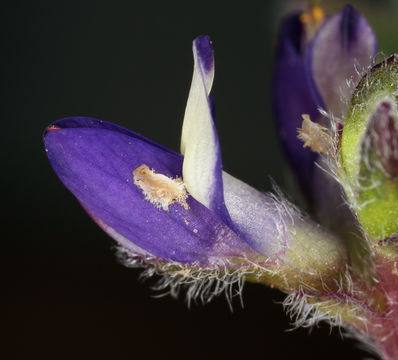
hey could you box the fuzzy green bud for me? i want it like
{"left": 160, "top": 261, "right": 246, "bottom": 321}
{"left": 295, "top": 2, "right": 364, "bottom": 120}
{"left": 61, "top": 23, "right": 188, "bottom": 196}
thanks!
{"left": 340, "top": 55, "right": 398, "bottom": 240}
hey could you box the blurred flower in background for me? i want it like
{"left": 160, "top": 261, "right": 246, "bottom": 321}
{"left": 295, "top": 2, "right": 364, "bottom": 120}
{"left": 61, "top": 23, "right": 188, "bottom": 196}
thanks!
{"left": 271, "top": 2, "right": 398, "bottom": 359}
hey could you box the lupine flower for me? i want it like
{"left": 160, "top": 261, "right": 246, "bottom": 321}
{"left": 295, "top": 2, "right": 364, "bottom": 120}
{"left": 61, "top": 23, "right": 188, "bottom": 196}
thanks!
{"left": 44, "top": 4, "right": 398, "bottom": 360}
{"left": 44, "top": 36, "right": 347, "bottom": 302}
{"left": 273, "top": 4, "right": 377, "bottom": 210}
{"left": 273, "top": 4, "right": 380, "bottom": 272}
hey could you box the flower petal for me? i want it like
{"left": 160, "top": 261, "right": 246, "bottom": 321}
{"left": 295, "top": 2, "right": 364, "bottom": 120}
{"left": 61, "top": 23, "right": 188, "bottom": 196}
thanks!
{"left": 180, "top": 36, "right": 231, "bottom": 224}
{"left": 44, "top": 117, "right": 349, "bottom": 287}
{"left": 44, "top": 117, "right": 253, "bottom": 265}
{"left": 273, "top": 14, "right": 319, "bottom": 197}
{"left": 223, "top": 172, "right": 288, "bottom": 258}
{"left": 223, "top": 172, "right": 348, "bottom": 280}
{"left": 306, "top": 5, "right": 377, "bottom": 117}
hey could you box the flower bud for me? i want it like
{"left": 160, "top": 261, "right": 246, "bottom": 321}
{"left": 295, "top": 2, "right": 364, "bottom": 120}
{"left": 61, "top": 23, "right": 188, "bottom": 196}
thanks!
{"left": 340, "top": 55, "right": 398, "bottom": 240}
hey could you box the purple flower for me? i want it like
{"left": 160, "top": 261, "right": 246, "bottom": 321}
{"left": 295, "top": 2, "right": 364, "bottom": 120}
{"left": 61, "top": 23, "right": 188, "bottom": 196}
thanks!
{"left": 43, "top": 7, "right": 398, "bottom": 359}
{"left": 273, "top": 5, "right": 377, "bottom": 199}
{"left": 44, "top": 36, "right": 346, "bottom": 287}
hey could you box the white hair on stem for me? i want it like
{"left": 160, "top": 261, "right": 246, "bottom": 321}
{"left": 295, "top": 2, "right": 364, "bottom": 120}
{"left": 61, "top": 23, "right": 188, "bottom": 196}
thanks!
{"left": 115, "top": 246, "right": 263, "bottom": 311}
{"left": 284, "top": 262, "right": 362, "bottom": 318}
{"left": 114, "top": 242, "right": 385, "bottom": 360}
{"left": 311, "top": 105, "right": 378, "bottom": 280}
{"left": 343, "top": 325, "right": 385, "bottom": 360}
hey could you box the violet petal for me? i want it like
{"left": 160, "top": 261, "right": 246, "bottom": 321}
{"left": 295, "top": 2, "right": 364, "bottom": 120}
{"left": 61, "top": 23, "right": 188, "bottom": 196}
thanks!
{"left": 44, "top": 117, "right": 348, "bottom": 276}
{"left": 273, "top": 14, "right": 319, "bottom": 197}
{"left": 306, "top": 5, "right": 377, "bottom": 117}
{"left": 44, "top": 117, "right": 253, "bottom": 265}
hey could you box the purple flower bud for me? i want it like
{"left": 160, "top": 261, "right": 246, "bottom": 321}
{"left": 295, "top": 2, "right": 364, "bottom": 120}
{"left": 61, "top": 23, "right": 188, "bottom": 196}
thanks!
{"left": 273, "top": 5, "right": 377, "bottom": 199}
{"left": 273, "top": 13, "right": 319, "bottom": 197}
{"left": 306, "top": 5, "right": 377, "bottom": 117}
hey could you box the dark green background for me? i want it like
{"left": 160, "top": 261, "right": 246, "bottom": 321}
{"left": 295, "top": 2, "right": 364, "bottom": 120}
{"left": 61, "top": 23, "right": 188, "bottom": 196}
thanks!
{"left": 2, "top": 1, "right": 396, "bottom": 359}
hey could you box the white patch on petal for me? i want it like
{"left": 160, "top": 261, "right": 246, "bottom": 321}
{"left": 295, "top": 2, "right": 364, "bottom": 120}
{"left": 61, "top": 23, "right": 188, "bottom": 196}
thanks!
{"left": 133, "top": 164, "right": 189, "bottom": 211}
{"left": 180, "top": 39, "right": 218, "bottom": 209}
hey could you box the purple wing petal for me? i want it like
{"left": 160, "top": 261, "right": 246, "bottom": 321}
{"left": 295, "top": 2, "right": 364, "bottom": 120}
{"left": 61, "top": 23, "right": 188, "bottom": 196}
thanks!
{"left": 306, "top": 5, "right": 377, "bottom": 117}
{"left": 180, "top": 36, "right": 232, "bottom": 225}
{"left": 44, "top": 117, "right": 253, "bottom": 265}
{"left": 273, "top": 14, "right": 319, "bottom": 197}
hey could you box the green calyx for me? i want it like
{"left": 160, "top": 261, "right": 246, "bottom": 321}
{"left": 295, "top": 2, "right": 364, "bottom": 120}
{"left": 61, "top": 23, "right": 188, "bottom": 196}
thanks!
{"left": 340, "top": 55, "right": 398, "bottom": 240}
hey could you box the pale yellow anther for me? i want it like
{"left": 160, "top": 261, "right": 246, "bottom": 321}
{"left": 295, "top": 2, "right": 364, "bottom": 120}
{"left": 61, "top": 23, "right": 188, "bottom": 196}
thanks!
{"left": 300, "top": 5, "right": 325, "bottom": 41}
{"left": 133, "top": 164, "right": 189, "bottom": 211}
{"left": 298, "top": 114, "right": 334, "bottom": 155}
{"left": 311, "top": 5, "right": 324, "bottom": 23}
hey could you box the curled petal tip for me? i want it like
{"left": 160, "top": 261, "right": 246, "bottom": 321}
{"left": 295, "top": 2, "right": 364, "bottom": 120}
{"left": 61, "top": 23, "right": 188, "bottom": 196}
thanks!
{"left": 181, "top": 34, "right": 230, "bottom": 224}
{"left": 193, "top": 35, "right": 214, "bottom": 76}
